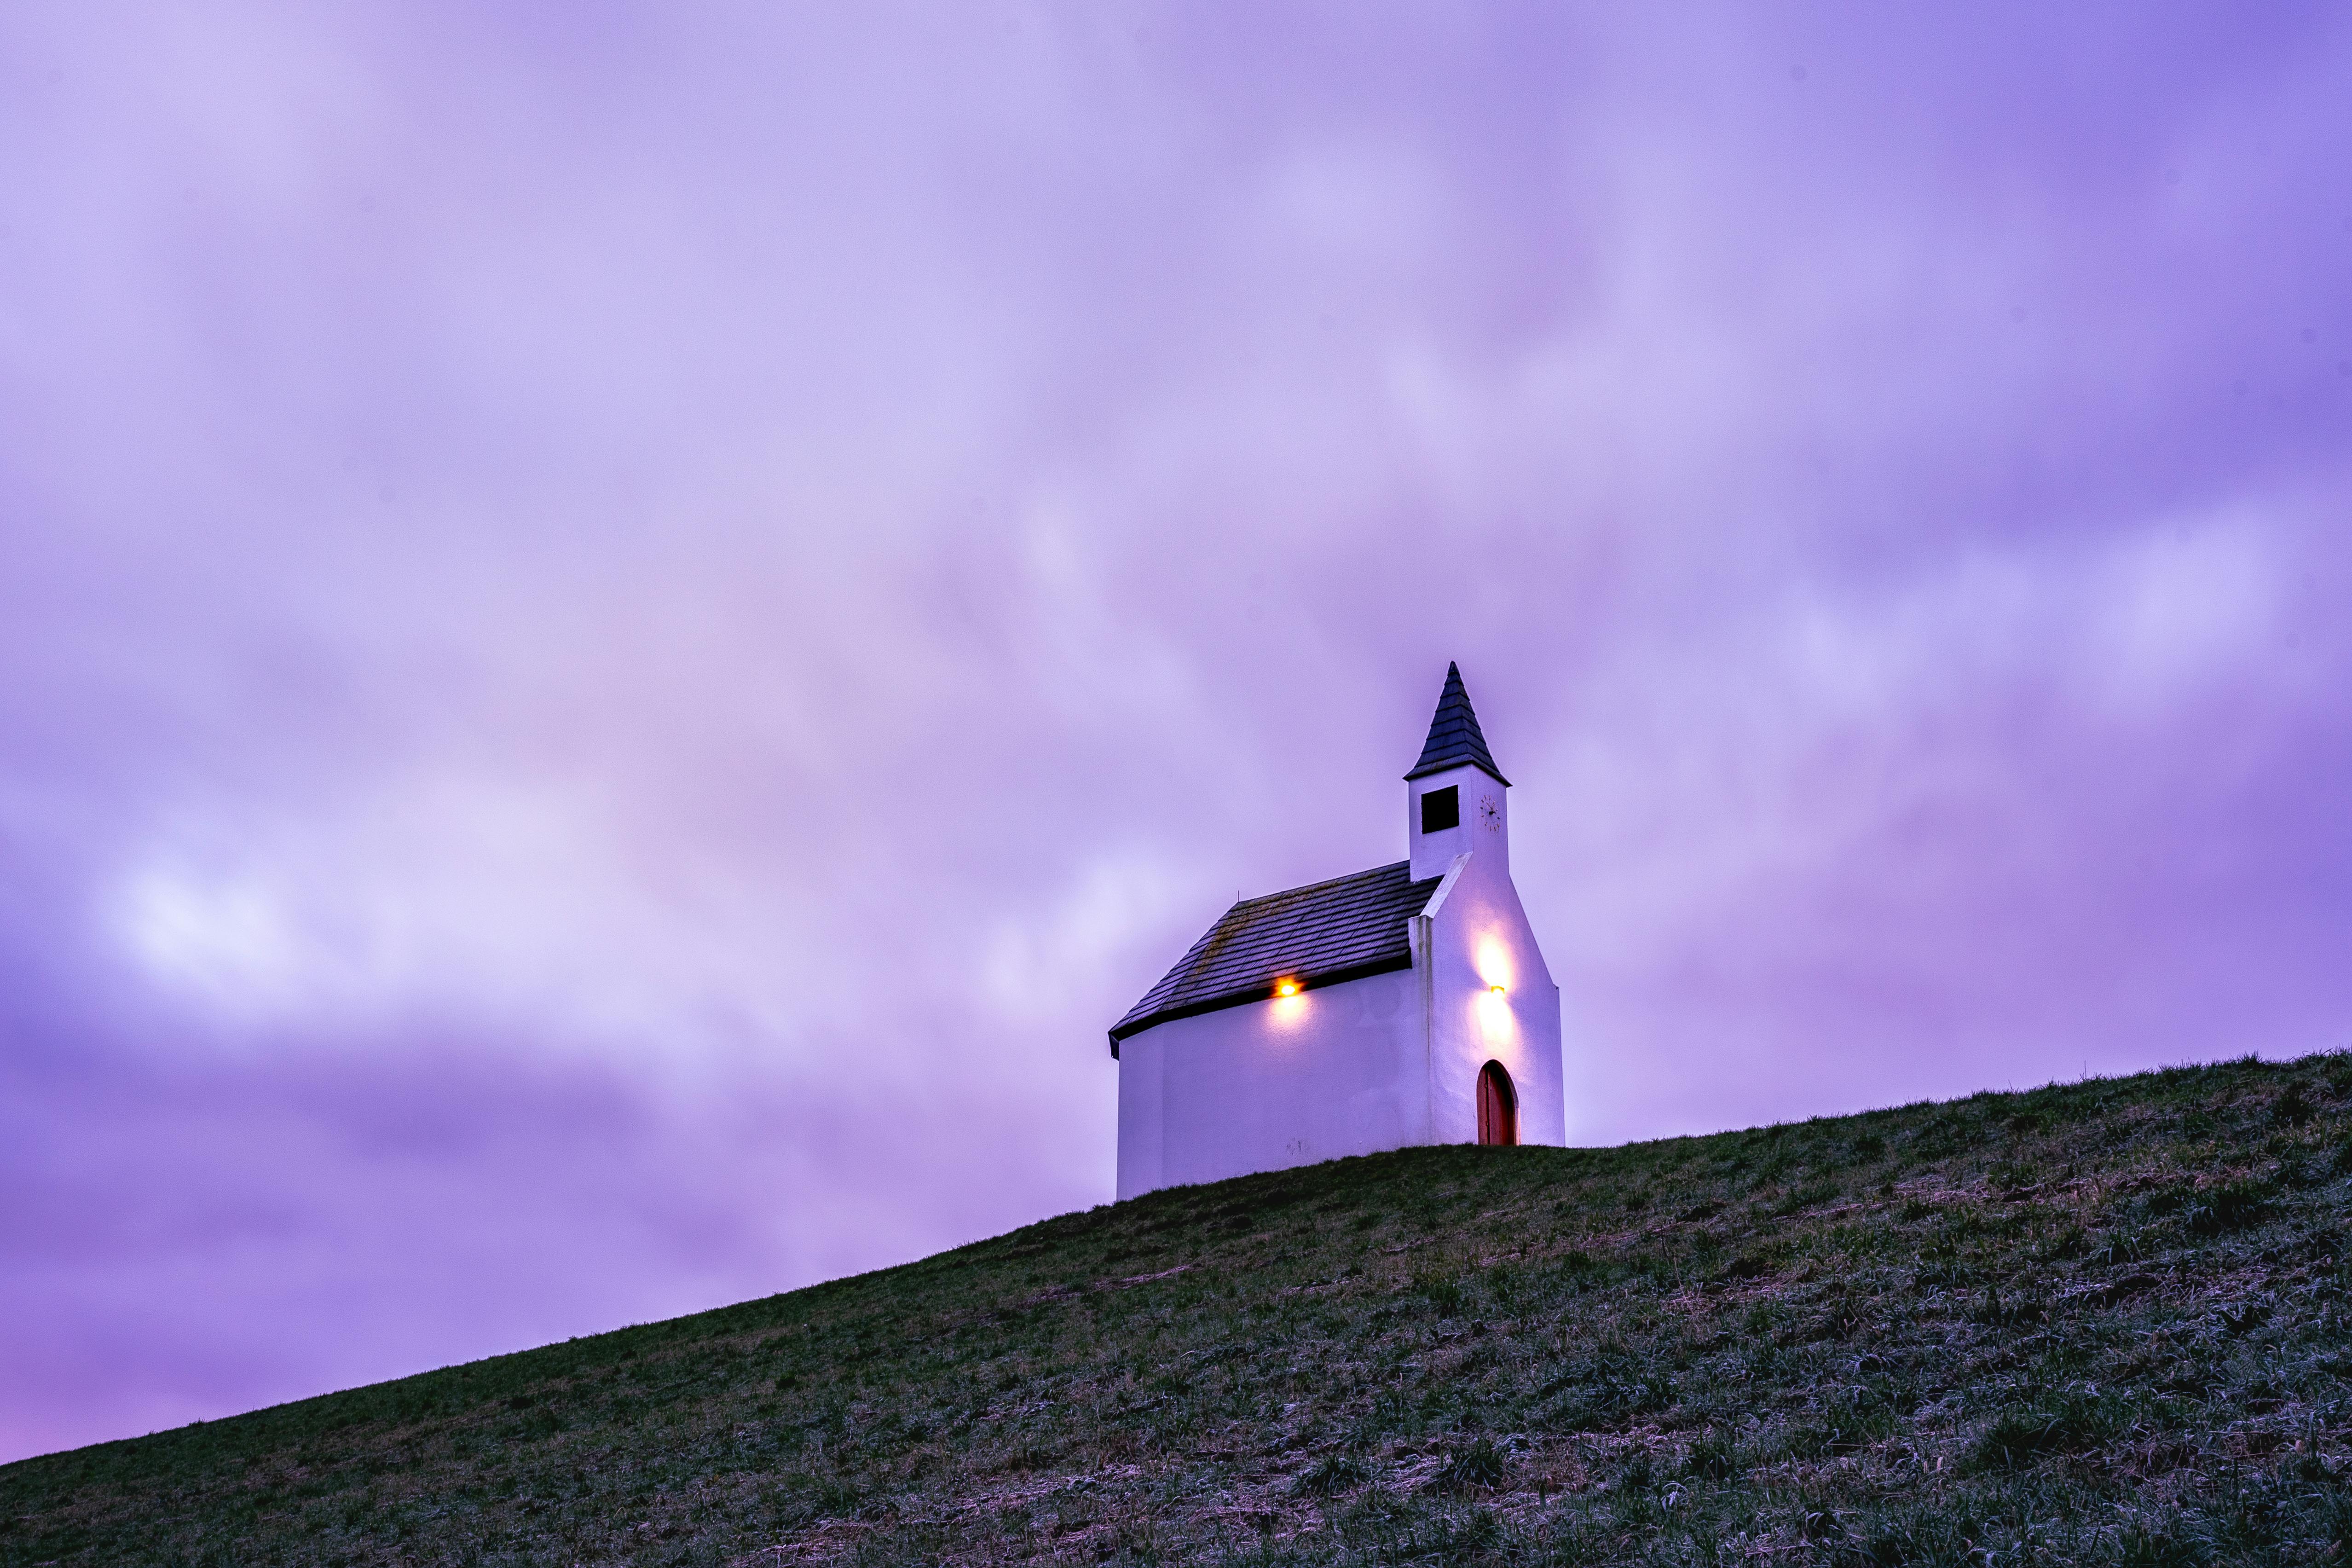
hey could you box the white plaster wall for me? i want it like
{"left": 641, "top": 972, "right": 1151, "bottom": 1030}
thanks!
{"left": 1422, "top": 846, "right": 1566, "bottom": 1149}
{"left": 1115, "top": 1028, "right": 1164, "bottom": 1200}
{"left": 1115, "top": 965, "right": 1425, "bottom": 1200}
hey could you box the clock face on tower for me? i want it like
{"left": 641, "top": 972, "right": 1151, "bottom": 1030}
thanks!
{"left": 1478, "top": 793, "right": 1501, "bottom": 831}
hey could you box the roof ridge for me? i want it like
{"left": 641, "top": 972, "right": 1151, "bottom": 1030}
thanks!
{"left": 1232, "top": 858, "right": 1410, "bottom": 909}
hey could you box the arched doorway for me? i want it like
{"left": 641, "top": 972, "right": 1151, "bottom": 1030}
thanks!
{"left": 1476, "top": 1061, "right": 1518, "bottom": 1147}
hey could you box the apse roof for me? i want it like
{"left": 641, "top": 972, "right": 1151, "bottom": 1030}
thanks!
{"left": 1108, "top": 860, "right": 1442, "bottom": 1053}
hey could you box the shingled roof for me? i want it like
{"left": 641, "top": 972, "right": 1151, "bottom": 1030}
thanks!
{"left": 1404, "top": 661, "right": 1508, "bottom": 786}
{"left": 1108, "top": 860, "right": 1442, "bottom": 1053}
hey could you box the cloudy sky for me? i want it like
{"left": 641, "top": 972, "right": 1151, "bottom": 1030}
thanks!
{"left": 4, "top": 2, "right": 2348, "bottom": 1463}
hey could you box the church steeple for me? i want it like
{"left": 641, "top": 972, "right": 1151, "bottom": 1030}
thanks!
{"left": 1404, "top": 662, "right": 1509, "bottom": 787}
{"left": 1404, "top": 663, "right": 1511, "bottom": 881}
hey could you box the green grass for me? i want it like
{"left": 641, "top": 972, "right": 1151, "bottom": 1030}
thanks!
{"left": 8, "top": 1053, "right": 2352, "bottom": 1565}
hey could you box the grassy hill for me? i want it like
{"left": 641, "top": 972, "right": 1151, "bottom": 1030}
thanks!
{"left": 7, "top": 1054, "right": 2352, "bottom": 1567}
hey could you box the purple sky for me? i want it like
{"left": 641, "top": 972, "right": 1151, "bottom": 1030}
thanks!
{"left": 4, "top": 3, "right": 2350, "bottom": 1464}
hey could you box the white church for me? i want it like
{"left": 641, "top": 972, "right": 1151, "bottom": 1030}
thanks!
{"left": 1110, "top": 664, "right": 1564, "bottom": 1200}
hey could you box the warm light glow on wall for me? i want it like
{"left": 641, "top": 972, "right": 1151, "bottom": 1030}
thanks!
{"left": 1478, "top": 983, "right": 1514, "bottom": 1043}
{"left": 1475, "top": 937, "right": 1515, "bottom": 991}
{"left": 1273, "top": 977, "right": 1300, "bottom": 997}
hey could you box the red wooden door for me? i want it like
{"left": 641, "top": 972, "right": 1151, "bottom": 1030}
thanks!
{"left": 1477, "top": 1062, "right": 1518, "bottom": 1147}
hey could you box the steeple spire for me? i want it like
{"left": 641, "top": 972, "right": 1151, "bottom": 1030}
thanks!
{"left": 1404, "top": 662, "right": 1509, "bottom": 786}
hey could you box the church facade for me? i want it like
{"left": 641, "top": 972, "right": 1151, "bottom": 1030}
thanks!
{"left": 1110, "top": 665, "right": 1564, "bottom": 1200}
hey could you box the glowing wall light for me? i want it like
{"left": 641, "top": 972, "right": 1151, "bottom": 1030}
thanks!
{"left": 1478, "top": 981, "right": 1513, "bottom": 1042}
{"left": 1269, "top": 974, "right": 1308, "bottom": 1030}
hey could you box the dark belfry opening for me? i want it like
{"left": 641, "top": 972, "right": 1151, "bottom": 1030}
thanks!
{"left": 1420, "top": 785, "right": 1459, "bottom": 833}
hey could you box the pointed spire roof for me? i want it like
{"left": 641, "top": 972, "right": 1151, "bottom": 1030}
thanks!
{"left": 1404, "top": 662, "right": 1509, "bottom": 786}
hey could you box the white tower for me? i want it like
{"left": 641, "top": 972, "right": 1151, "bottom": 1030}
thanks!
{"left": 1405, "top": 662, "right": 1510, "bottom": 882}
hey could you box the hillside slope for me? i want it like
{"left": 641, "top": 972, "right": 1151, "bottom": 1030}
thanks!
{"left": 7, "top": 1054, "right": 2352, "bottom": 1566}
